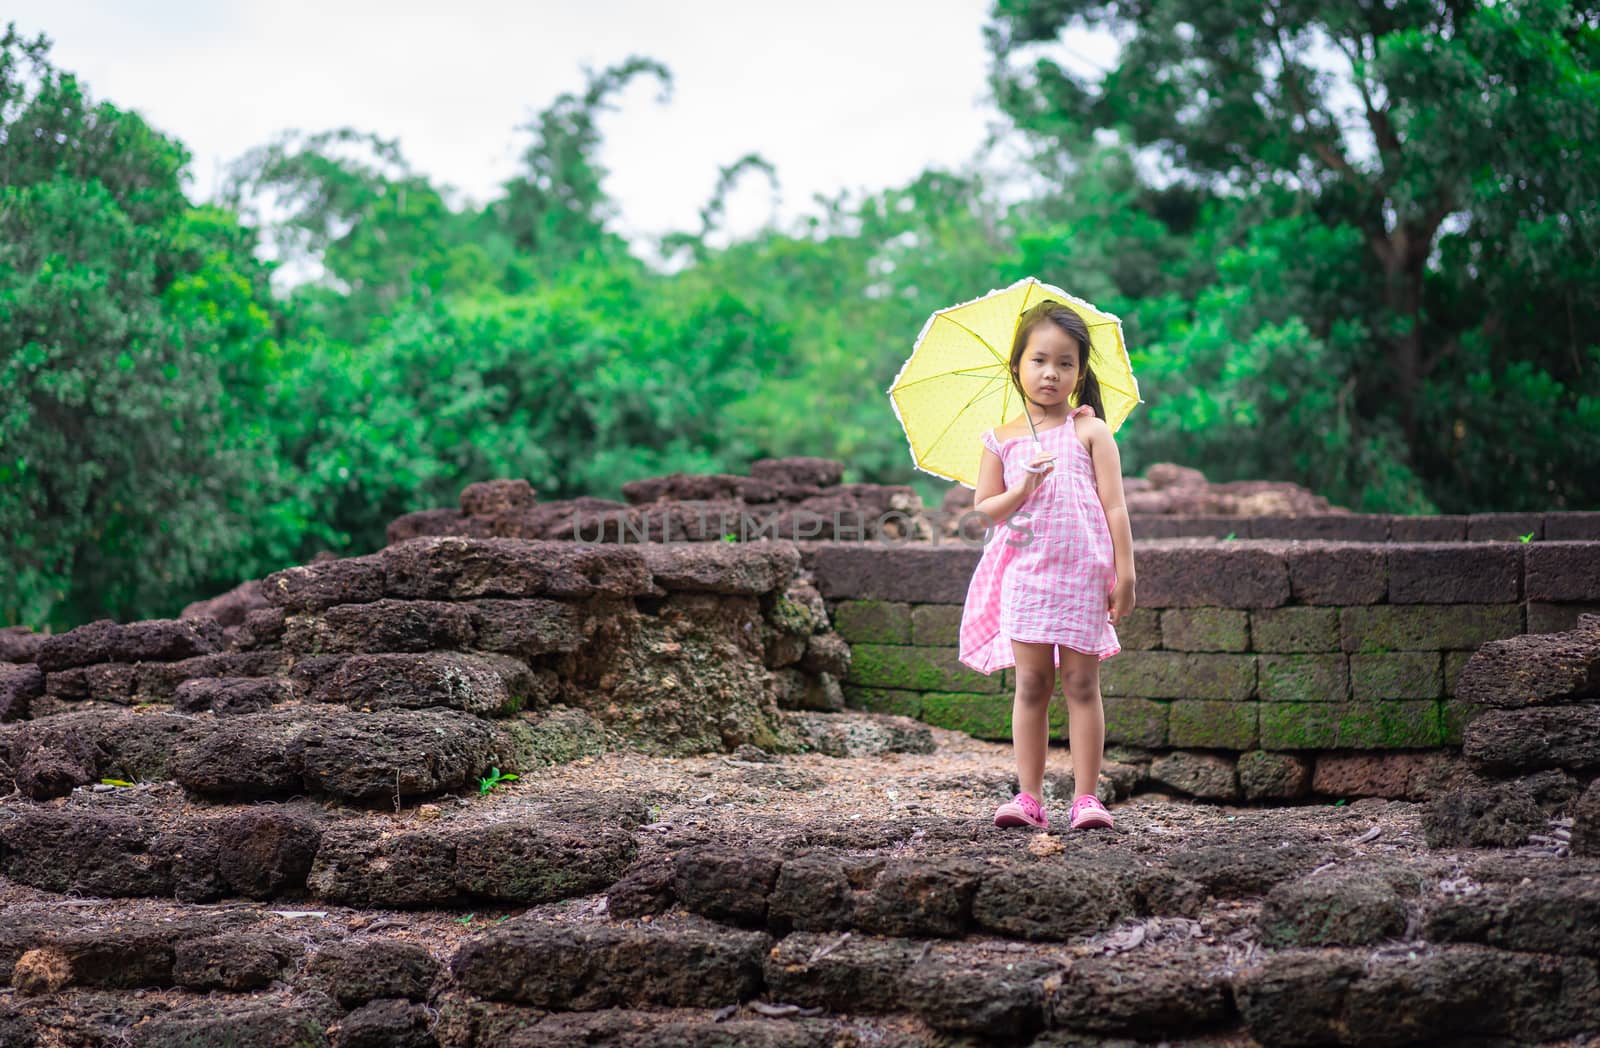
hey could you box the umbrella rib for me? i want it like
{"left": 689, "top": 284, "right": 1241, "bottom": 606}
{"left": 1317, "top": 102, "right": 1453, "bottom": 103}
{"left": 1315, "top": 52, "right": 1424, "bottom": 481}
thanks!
{"left": 924, "top": 371, "right": 1006, "bottom": 457}
{"left": 942, "top": 316, "right": 1010, "bottom": 364}
{"left": 890, "top": 364, "right": 1003, "bottom": 393}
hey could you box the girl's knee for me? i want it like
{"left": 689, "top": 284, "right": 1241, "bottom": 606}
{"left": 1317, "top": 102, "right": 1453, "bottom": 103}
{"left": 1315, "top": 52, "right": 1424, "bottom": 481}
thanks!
{"left": 1014, "top": 668, "right": 1055, "bottom": 703}
{"left": 1060, "top": 666, "right": 1099, "bottom": 704}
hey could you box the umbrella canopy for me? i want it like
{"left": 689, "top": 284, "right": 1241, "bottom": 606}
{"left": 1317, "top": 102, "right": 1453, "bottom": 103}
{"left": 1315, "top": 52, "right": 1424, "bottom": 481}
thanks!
{"left": 887, "top": 276, "right": 1141, "bottom": 489}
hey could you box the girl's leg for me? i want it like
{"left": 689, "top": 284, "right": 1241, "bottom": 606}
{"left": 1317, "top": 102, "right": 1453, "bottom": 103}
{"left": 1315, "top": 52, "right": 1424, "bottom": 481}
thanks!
{"left": 1059, "top": 648, "right": 1105, "bottom": 798}
{"left": 1010, "top": 640, "right": 1056, "bottom": 799}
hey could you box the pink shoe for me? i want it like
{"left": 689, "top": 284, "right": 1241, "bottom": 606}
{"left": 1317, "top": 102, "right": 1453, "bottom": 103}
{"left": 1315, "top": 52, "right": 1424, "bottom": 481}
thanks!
{"left": 1069, "top": 793, "right": 1114, "bottom": 830}
{"left": 994, "top": 791, "right": 1048, "bottom": 829}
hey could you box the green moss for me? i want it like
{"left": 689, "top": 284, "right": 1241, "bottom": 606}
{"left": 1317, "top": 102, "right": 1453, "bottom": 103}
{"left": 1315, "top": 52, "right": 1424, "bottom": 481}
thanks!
{"left": 832, "top": 600, "right": 912, "bottom": 644}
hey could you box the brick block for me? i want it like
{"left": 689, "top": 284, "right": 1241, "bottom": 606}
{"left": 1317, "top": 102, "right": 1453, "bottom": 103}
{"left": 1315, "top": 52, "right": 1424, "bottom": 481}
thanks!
{"left": 910, "top": 604, "right": 963, "bottom": 646}
{"left": 1442, "top": 651, "right": 1473, "bottom": 697}
{"left": 1101, "top": 652, "right": 1255, "bottom": 700}
{"left": 1526, "top": 602, "right": 1600, "bottom": 634}
{"left": 919, "top": 692, "right": 1012, "bottom": 739}
{"left": 1390, "top": 516, "right": 1467, "bottom": 541}
{"left": 1258, "top": 654, "right": 1348, "bottom": 702}
{"left": 1285, "top": 544, "right": 1387, "bottom": 605}
{"left": 1161, "top": 609, "right": 1249, "bottom": 652}
{"left": 832, "top": 600, "right": 911, "bottom": 644}
{"left": 1348, "top": 652, "right": 1443, "bottom": 701}
{"left": 1115, "top": 608, "right": 1162, "bottom": 650}
{"left": 1103, "top": 697, "right": 1168, "bottom": 747}
{"left": 1387, "top": 544, "right": 1520, "bottom": 604}
{"left": 1135, "top": 545, "right": 1290, "bottom": 608}
{"left": 1250, "top": 516, "right": 1390, "bottom": 541}
{"left": 1251, "top": 607, "right": 1340, "bottom": 653}
{"left": 805, "top": 543, "right": 977, "bottom": 603}
{"left": 1334, "top": 700, "right": 1442, "bottom": 748}
{"left": 1340, "top": 605, "right": 1522, "bottom": 653}
{"left": 1259, "top": 703, "right": 1339, "bottom": 749}
{"left": 1467, "top": 513, "right": 1542, "bottom": 542}
{"left": 1525, "top": 544, "right": 1600, "bottom": 602}
{"left": 1169, "top": 701, "right": 1258, "bottom": 749}
{"left": 844, "top": 644, "right": 1001, "bottom": 693}
{"left": 1542, "top": 513, "right": 1600, "bottom": 541}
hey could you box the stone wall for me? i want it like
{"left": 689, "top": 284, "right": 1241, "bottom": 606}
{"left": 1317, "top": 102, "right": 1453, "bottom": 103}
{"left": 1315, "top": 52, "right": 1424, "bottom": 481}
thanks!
{"left": 0, "top": 537, "right": 916, "bottom": 804}
{"left": 800, "top": 539, "right": 1600, "bottom": 800}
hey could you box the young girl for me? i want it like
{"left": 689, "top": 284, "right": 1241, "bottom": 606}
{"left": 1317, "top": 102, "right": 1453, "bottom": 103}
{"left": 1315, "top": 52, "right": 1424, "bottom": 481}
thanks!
{"left": 957, "top": 300, "right": 1136, "bottom": 832}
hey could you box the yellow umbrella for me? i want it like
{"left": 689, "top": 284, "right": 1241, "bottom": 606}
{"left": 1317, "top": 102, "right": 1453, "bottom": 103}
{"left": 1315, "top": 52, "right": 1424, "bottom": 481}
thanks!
{"left": 887, "top": 276, "right": 1141, "bottom": 489}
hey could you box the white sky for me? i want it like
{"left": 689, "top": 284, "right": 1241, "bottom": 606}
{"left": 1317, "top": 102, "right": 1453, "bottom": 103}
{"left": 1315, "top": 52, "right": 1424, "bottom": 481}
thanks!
{"left": 7, "top": 0, "right": 1077, "bottom": 248}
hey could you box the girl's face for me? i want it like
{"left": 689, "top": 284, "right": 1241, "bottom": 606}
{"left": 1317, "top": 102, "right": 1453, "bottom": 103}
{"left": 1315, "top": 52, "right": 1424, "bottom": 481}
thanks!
{"left": 1014, "top": 323, "right": 1082, "bottom": 406}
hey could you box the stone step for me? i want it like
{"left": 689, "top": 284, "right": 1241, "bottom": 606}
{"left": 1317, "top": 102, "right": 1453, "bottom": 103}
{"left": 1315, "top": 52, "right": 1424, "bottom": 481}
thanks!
{"left": 0, "top": 787, "right": 647, "bottom": 906}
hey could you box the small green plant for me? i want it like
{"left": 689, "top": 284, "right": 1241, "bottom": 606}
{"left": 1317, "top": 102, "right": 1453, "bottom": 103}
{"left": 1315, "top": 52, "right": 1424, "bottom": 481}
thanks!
{"left": 99, "top": 778, "right": 135, "bottom": 787}
{"left": 722, "top": 531, "right": 738, "bottom": 542}
{"left": 1331, "top": 798, "right": 1347, "bottom": 807}
{"left": 1519, "top": 531, "right": 1535, "bottom": 543}
{"left": 1222, "top": 532, "right": 1237, "bottom": 541}
{"left": 456, "top": 913, "right": 475, "bottom": 925}
{"left": 477, "top": 767, "right": 518, "bottom": 795}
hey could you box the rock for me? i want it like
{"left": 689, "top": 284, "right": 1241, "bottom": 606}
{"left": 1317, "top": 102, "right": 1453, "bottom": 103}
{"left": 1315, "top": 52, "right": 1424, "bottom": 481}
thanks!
{"left": 310, "top": 652, "right": 526, "bottom": 716}
{"left": 0, "top": 663, "right": 44, "bottom": 722}
{"left": 333, "top": 999, "right": 438, "bottom": 1048}
{"left": 900, "top": 952, "right": 1052, "bottom": 1038}
{"left": 168, "top": 707, "right": 503, "bottom": 804}
{"left": 172, "top": 676, "right": 292, "bottom": 715}
{"left": 288, "top": 708, "right": 503, "bottom": 803}
{"left": 577, "top": 594, "right": 799, "bottom": 756}
{"left": 671, "top": 846, "right": 783, "bottom": 926}
{"left": 750, "top": 457, "right": 844, "bottom": 488}
{"left": 1424, "top": 875, "right": 1600, "bottom": 956}
{"left": 261, "top": 555, "right": 385, "bottom": 612}
{"left": 305, "top": 940, "right": 439, "bottom": 1006}
{"left": 1423, "top": 784, "right": 1545, "bottom": 848}
{"left": 495, "top": 706, "right": 609, "bottom": 768}
{"left": 172, "top": 933, "right": 300, "bottom": 990}
{"left": 1050, "top": 949, "right": 1233, "bottom": 1034}
{"left": 469, "top": 598, "right": 584, "bottom": 657}
{"left": 0, "top": 626, "right": 43, "bottom": 664}
{"left": 798, "top": 633, "right": 851, "bottom": 677}
{"left": 1236, "top": 944, "right": 1600, "bottom": 1046}
{"left": 128, "top": 1000, "right": 336, "bottom": 1048}
{"left": 637, "top": 541, "right": 801, "bottom": 595}
{"left": 36, "top": 618, "right": 226, "bottom": 672}
{"left": 784, "top": 711, "right": 934, "bottom": 757}
{"left": 1455, "top": 627, "right": 1600, "bottom": 708}
{"left": 972, "top": 861, "right": 1131, "bottom": 941}
{"left": 10, "top": 948, "right": 70, "bottom": 995}
{"left": 460, "top": 479, "right": 536, "bottom": 516}
{"left": 449, "top": 916, "right": 770, "bottom": 1009}
{"left": 1148, "top": 751, "right": 1240, "bottom": 800}
{"left": 282, "top": 599, "right": 477, "bottom": 654}
{"left": 1462, "top": 706, "right": 1600, "bottom": 772}
{"left": 181, "top": 577, "right": 269, "bottom": 629}
{"left": 1238, "top": 750, "right": 1312, "bottom": 800}
{"left": 381, "top": 537, "right": 654, "bottom": 601}
{"left": 1257, "top": 870, "right": 1409, "bottom": 946}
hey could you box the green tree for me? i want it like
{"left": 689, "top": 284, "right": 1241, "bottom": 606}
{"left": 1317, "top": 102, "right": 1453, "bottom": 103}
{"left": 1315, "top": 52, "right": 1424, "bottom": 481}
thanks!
{"left": 988, "top": 0, "right": 1600, "bottom": 510}
{"left": 0, "top": 24, "right": 286, "bottom": 626}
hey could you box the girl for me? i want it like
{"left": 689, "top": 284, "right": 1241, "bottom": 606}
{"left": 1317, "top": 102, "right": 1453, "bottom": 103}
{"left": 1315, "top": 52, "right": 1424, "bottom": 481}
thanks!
{"left": 957, "top": 300, "right": 1136, "bottom": 832}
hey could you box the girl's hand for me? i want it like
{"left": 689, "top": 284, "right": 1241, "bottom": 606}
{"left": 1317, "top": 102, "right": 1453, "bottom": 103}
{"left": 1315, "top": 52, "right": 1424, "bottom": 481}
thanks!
{"left": 1109, "top": 576, "right": 1136, "bottom": 626}
{"left": 1011, "top": 450, "right": 1055, "bottom": 496}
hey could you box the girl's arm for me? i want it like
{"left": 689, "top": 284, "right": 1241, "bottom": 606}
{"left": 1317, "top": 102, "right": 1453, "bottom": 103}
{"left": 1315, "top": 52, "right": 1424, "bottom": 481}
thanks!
{"left": 974, "top": 438, "right": 1050, "bottom": 524}
{"left": 1085, "top": 420, "right": 1137, "bottom": 618}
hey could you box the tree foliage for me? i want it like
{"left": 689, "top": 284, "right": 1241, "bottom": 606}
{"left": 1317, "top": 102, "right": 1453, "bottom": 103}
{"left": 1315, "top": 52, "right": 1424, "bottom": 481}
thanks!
{"left": 2, "top": 7, "right": 1596, "bottom": 629}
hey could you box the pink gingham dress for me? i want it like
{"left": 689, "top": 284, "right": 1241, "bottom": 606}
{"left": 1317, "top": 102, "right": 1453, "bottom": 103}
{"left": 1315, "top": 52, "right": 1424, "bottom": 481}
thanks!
{"left": 958, "top": 404, "right": 1121, "bottom": 673}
